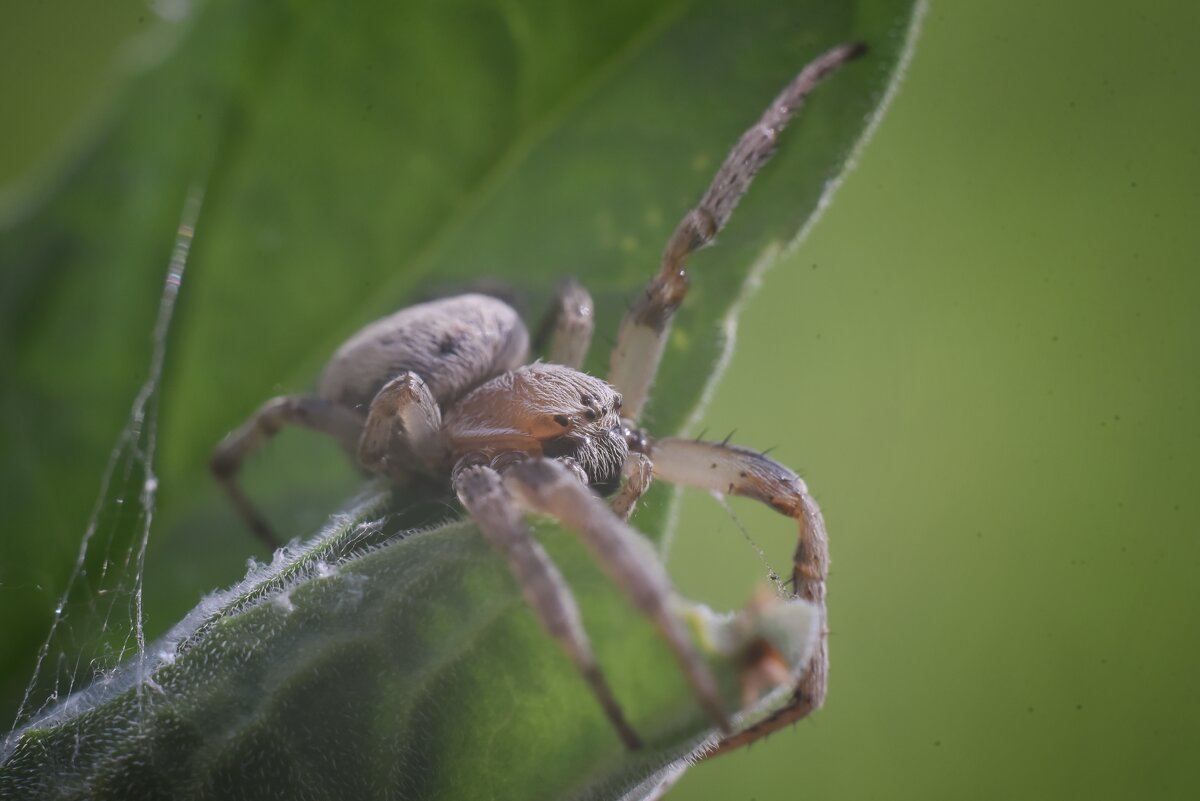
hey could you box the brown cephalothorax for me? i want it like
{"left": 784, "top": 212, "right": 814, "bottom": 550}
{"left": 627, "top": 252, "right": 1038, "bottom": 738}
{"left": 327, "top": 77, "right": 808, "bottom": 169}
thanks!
{"left": 211, "top": 43, "right": 862, "bottom": 754}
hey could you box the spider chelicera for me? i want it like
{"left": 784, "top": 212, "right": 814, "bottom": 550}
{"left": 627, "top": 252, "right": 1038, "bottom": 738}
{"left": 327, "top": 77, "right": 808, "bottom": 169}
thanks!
{"left": 211, "top": 43, "right": 862, "bottom": 753}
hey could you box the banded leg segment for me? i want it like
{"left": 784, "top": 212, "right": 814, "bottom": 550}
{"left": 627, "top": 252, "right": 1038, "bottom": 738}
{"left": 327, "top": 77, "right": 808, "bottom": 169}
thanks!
{"left": 533, "top": 278, "right": 595, "bottom": 370}
{"left": 608, "top": 43, "right": 866, "bottom": 421}
{"left": 611, "top": 452, "right": 653, "bottom": 521}
{"left": 503, "top": 458, "right": 732, "bottom": 734}
{"left": 454, "top": 464, "right": 642, "bottom": 749}
{"left": 649, "top": 437, "right": 828, "bottom": 754}
{"left": 210, "top": 394, "right": 364, "bottom": 550}
{"left": 357, "top": 372, "right": 446, "bottom": 478}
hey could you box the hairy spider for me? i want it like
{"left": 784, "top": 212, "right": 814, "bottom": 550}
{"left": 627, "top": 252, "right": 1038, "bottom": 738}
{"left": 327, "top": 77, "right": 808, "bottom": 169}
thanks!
{"left": 211, "top": 43, "right": 861, "bottom": 753}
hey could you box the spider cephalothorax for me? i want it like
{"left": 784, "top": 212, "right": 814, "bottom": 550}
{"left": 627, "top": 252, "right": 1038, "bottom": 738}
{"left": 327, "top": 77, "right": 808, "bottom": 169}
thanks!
{"left": 212, "top": 43, "right": 862, "bottom": 753}
{"left": 445, "top": 360, "right": 629, "bottom": 495}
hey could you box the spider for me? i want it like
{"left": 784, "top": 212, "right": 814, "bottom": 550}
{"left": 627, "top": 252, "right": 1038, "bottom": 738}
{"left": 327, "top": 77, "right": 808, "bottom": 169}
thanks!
{"left": 210, "top": 43, "right": 861, "bottom": 754}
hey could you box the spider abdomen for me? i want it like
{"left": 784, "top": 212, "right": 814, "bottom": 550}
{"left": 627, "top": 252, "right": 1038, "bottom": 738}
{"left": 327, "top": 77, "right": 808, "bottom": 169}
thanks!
{"left": 318, "top": 294, "right": 529, "bottom": 414}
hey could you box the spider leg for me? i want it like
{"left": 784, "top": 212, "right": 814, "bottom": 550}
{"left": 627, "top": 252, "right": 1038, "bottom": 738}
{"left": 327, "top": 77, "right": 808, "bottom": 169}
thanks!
{"left": 608, "top": 44, "right": 865, "bottom": 421}
{"left": 611, "top": 452, "right": 653, "bottom": 521}
{"left": 532, "top": 278, "right": 595, "bottom": 369}
{"left": 648, "top": 437, "right": 828, "bottom": 756}
{"left": 453, "top": 462, "right": 643, "bottom": 749}
{"left": 211, "top": 394, "right": 364, "bottom": 550}
{"left": 503, "top": 458, "right": 732, "bottom": 735}
{"left": 357, "top": 371, "right": 447, "bottom": 478}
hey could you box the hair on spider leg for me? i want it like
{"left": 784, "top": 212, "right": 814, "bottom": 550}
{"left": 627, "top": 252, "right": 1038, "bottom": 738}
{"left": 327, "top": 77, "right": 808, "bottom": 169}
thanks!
{"left": 207, "top": 41, "right": 867, "bottom": 754}
{"left": 781, "top": 556, "right": 832, "bottom": 592}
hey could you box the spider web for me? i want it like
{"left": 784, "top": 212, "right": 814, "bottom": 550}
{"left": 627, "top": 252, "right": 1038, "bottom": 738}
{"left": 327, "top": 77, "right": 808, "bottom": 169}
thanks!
{"left": 4, "top": 187, "right": 204, "bottom": 755}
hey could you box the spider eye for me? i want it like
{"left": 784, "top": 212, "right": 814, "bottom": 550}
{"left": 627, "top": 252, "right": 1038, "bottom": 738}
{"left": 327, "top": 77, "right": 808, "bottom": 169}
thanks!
{"left": 553, "top": 414, "right": 571, "bottom": 428}
{"left": 613, "top": 396, "right": 623, "bottom": 411}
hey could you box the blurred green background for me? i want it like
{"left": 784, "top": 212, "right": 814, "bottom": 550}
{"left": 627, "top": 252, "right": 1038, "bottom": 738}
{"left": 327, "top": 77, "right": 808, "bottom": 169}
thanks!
{"left": 3, "top": 1, "right": 1198, "bottom": 800}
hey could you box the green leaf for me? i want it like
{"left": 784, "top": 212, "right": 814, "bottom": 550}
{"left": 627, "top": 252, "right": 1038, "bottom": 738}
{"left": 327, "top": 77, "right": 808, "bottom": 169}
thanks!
{"left": 0, "top": 0, "right": 919, "bottom": 797}
{"left": 1, "top": 492, "right": 822, "bottom": 799}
